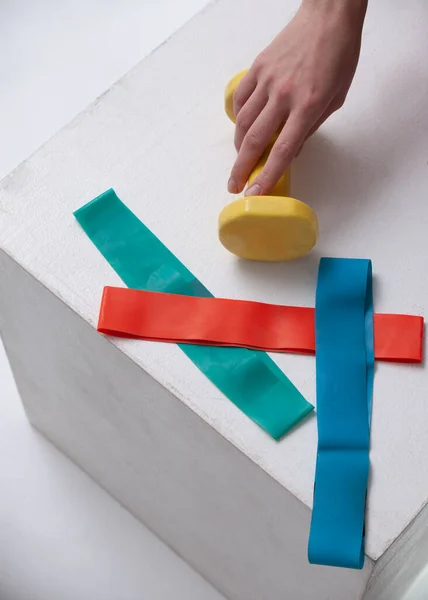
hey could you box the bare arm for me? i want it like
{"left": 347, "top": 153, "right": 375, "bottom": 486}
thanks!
{"left": 228, "top": 0, "right": 368, "bottom": 196}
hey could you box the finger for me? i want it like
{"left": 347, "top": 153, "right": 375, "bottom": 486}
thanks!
{"left": 229, "top": 100, "right": 285, "bottom": 193}
{"left": 305, "top": 112, "right": 330, "bottom": 141}
{"left": 296, "top": 94, "right": 347, "bottom": 159}
{"left": 245, "top": 111, "right": 309, "bottom": 196}
{"left": 233, "top": 87, "right": 268, "bottom": 152}
{"left": 233, "top": 71, "right": 257, "bottom": 118}
{"left": 305, "top": 93, "right": 347, "bottom": 141}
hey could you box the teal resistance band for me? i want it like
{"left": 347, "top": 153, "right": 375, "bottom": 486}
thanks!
{"left": 74, "top": 189, "right": 313, "bottom": 439}
{"left": 308, "top": 258, "right": 374, "bottom": 569}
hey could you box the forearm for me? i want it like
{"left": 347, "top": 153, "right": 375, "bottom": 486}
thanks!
{"left": 229, "top": 0, "right": 367, "bottom": 195}
{"left": 301, "top": 0, "right": 368, "bottom": 26}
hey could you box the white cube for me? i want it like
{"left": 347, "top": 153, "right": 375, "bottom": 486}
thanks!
{"left": 1, "top": 1, "right": 428, "bottom": 598}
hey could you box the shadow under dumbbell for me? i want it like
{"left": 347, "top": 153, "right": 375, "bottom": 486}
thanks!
{"left": 233, "top": 251, "right": 320, "bottom": 302}
{"left": 292, "top": 61, "right": 428, "bottom": 247}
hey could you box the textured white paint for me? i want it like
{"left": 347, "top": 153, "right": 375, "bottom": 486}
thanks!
{"left": 0, "top": 0, "right": 428, "bottom": 596}
{"left": 0, "top": 251, "right": 372, "bottom": 600}
{"left": 0, "top": 340, "right": 224, "bottom": 600}
{"left": 0, "top": 1, "right": 224, "bottom": 599}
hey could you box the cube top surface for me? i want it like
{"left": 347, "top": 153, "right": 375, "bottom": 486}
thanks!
{"left": 1, "top": 0, "right": 428, "bottom": 562}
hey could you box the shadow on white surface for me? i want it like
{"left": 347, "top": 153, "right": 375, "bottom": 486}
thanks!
{"left": 0, "top": 339, "right": 225, "bottom": 600}
{"left": 404, "top": 565, "right": 428, "bottom": 600}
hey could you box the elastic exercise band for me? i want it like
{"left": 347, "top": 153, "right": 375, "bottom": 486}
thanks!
{"left": 308, "top": 258, "right": 374, "bottom": 569}
{"left": 98, "top": 286, "right": 423, "bottom": 363}
{"left": 74, "top": 189, "right": 313, "bottom": 439}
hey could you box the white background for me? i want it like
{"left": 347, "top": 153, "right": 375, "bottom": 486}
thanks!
{"left": 1, "top": 1, "right": 427, "bottom": 598}
{"left": 0, "top": 1, "right": 225, "bottom": 599}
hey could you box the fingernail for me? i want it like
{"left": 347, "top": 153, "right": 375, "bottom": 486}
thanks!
{"left": 228, "top": 178, "right": 238, "bottom": 194}
{"left": 245, "top": 183, "right": 261, "bottom": 197}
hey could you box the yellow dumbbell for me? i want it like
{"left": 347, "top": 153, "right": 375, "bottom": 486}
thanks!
{"left": 219, "top": 70, "right": 318, "bottom": 262}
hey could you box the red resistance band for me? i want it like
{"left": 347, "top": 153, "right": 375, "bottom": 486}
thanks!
{"left": 98, "top": 286, "right": 424, "bottom": 363}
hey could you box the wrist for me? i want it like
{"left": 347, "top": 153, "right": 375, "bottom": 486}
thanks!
{"left": 301, "top": 0, "right": 368, "bottom": 23}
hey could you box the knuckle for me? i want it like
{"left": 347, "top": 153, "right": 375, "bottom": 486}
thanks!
{"left": 274, "top": 139, "right": 293, "bottom": 161}
{"left": 332, "top": 95, "right": 346, "bottom": 111}
{"left": 301, "top": 90, "right": 323, "bottom": 115}
{"left": 233, "top": 102, "right": 243, "bottom": 120}
{"left": 235, "top": 110, "right": 252, "bottom": 132}
{"left": 274, "top": 79, "right": 293, "bottom": 100}
{"left": 262, "top": 68, "right": 276, "bottom": 88}
{"left": 256, "top": 172, "right": 274, "bottom": 194}
{"left": 245, "top": 129, "right": 262, "bottom": 150}
{"left": 252, "top": 53, "right": 267, "bottom": 74}
{"left": 233, "top": 90, "right": 245, "bottom": 112}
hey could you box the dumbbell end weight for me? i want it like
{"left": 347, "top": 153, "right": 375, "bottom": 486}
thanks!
{"left": 218, "top": 194, "right": 318, "bottom": 262}
{"left": 224, "top": 70, "right": 248, "bottom": 123}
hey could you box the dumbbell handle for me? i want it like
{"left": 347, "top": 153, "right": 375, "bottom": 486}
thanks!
{"left": 248, "top": 150, "right": 291, "bottom": 197}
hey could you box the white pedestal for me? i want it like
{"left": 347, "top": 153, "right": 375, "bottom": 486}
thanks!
{"left": 1, "top": 1, "right": 427, "bottom": 598}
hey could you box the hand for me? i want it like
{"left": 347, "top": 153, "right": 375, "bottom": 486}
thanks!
{"left": 228, "top": 0, "right": 368, "bottom": 196}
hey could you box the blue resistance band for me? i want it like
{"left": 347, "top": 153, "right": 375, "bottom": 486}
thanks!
{"left": 74, "top": 189, "right": 313, "bottom": 440}
{"left": 308, "top": 258, "right": 374, "bottom": 569}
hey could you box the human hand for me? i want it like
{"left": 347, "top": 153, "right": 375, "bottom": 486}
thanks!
{"left": 228, "top": 0, "right": 368, "bottom": 196}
